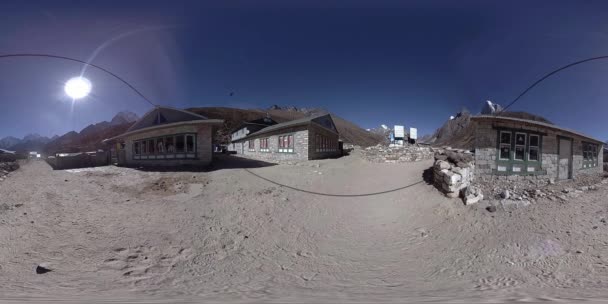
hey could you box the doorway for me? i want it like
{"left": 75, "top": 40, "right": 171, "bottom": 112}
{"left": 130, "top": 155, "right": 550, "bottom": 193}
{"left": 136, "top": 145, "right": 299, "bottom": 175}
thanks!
{"left": 558, "top": 137, "right": 573, "bottom": 180}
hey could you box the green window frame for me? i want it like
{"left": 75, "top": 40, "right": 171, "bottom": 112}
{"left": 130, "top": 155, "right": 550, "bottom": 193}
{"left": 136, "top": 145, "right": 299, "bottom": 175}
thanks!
{"left": 582, "top": 142, "right": 599, "bottom": 169}
{"left": 495, "top": 129, "right": 544, "bottom": 175}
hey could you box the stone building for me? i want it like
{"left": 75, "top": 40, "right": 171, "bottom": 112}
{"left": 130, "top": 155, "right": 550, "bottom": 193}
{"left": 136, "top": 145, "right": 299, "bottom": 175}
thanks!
{"left": 231, "top": 114, "right": 341, "bottom": 162}
{"left": 472, "top": 115, "right": 604, "bottom": 180}
{"left": 105, "top": 106, "right": 223, "bottom": 167}
{"left": 227, "top": 116, "right": 277, "bottom": 152}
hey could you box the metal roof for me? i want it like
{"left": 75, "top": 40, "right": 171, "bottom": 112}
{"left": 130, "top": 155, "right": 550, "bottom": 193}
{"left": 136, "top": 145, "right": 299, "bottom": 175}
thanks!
{"left": 471, "top": 115, "right": 604, "bottom": 144}
{"left": 237, "top": 114, "right": 335, "bottom": 140}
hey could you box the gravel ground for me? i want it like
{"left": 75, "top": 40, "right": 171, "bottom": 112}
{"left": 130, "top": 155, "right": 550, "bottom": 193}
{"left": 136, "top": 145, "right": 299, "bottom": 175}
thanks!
{"left": 0, "top": 155, "right": 608, "bottom": 303}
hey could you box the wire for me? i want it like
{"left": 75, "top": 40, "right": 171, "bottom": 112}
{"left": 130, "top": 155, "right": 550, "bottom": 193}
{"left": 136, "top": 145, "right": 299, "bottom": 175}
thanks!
{"left": 496, "top": 55, "right": 608, "bottom": 116}
{"left": 0, "top": 53, "right": 157, "bottom": 107}
{"left": 245, "top": 168, "right": 425, "bottom": 197}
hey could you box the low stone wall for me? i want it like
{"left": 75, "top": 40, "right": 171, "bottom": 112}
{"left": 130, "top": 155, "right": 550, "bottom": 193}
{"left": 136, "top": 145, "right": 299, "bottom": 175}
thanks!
{"left": 432, "top": 148, "right": 482, "bottom": 204}
{"left": 46, "top": 152, "right": 109, "bottom": 170}
{"left": 362, "top": 144, "right": 434, "bottom": 163}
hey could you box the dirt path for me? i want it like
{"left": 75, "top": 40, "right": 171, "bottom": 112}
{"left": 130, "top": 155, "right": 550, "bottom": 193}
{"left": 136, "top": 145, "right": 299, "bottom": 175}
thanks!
{"left": 0, "top": 156, "right": 607, "bottom": 302}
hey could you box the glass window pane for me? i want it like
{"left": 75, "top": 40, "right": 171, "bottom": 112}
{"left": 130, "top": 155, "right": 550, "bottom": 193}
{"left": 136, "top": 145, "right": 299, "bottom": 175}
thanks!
{"left": 529, "top": 147, "right": 538, "bottom": 161}
{"left": 515, "top": 133, "right": 526, "bottom": 146}
{"left": 500, "top": 132, "right": 511, "bottom": 144}
{"left": 515, "top": 146, "right": 525, "bottom": 160}
{"left": 165, "top": 137, "right": 174, "bottom": 152}
{"left": 500, "top": 146, "right": 510, "bottom": 159}
{"left": 530, "top": 135, "right": 539, "bottom": 147}
{"left": 176, "top": 135, "right": 185, "bottom": 152}
{"left": 148, "top": 140, "right": 155, "bottom": 154}
{"left": 157, "top": 138, "right": 165, "bottom": 153}
{"left": 186, "top": 135, "right": 194, "bottom": 152}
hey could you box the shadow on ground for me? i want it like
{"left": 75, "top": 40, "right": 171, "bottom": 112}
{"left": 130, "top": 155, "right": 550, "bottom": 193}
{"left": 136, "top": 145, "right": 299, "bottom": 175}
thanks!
{"left": 131, "top": 154, "right": 277, "bottom": 173}
{"left": 422, "top": 167, "right": 434, "bottom": 185}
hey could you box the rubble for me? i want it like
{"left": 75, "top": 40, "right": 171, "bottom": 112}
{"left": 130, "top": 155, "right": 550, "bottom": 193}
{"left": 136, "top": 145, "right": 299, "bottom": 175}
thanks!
{"left": 361, "top": 144, "right": 434, "bottom": 163}
{"left": 0, "top": 161, "right": 19, "bottom": 181}
{"left": 433, "top": 148, "right": 476, "bottom": 203}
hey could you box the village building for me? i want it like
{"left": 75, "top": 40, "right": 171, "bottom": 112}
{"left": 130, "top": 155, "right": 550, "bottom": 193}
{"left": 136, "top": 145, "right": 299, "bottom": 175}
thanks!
{"left": 104, "top": 106, "right": 223, "bottom": 167}
{"left": 231, "top": 114, "right": 341, "bottom": 162}
{"left": 227, "top": 116, "right": 277, "bottom": 152}
{"left": 472, "top": 115, "right": 604, "bottom": 180}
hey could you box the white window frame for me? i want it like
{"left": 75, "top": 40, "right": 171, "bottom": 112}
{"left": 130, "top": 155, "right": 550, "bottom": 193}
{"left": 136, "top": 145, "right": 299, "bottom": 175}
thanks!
{"left": 514, "top": 132, "right": 526, "bottom": 161}
{"left": 278, "top": 134, "right": 294, "bottom": 153}
{"left": 260, "top": 138, "right": 270, "bottom": 152}
{"left": 528, "top": 134, "right": 539, "bottom": 162}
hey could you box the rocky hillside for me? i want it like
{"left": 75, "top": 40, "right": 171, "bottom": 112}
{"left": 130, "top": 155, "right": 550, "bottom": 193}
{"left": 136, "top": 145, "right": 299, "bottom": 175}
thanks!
{"left": 44, "top": 111, "right": 139, "bottom": 154}
{"left": 187, "top": 106, "right": 384, "bottom": 147}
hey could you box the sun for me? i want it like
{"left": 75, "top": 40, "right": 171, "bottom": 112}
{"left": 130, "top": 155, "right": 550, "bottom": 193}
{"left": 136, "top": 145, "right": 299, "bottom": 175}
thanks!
{"left": 64, "top": 77, "right": 92, "bottom": 99}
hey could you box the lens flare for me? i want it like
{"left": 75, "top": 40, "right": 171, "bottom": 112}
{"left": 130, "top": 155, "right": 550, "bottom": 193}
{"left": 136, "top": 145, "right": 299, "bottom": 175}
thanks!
{"left": 64, "top": 77, "right": 92, "bottom": 99}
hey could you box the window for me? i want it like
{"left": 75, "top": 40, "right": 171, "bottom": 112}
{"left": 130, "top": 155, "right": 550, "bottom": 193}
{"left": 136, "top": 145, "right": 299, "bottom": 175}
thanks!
{"left": 278, "top": 134, "right": 294, "bottom": 153}
{"left": 132, "top": 133, "right": 197, "bottom": 160}
{"left": 499, "top": 131, "right": 511, "bottom": 160}
{"left": 583, "top": 142, "right": 599, "bottom": 168}
{"left": 514, "top": 132, "right": 526, "bottom": 161}
{"left": 496, "top": 129, "right": 542, "bottom": 174}
{"left": 134, "top": 142, "right": 141, "bottom": 155}
{"left": 260, "top": 138, "right": 269, "bottom": 152}
{"left": 529, "top": 135, "right": 539, "bottom": 161}
{"left": 186, "top": 135, "right": 195, "bottom": 152}
{"left": 248, "top": 140, "right": 255, "bottom": 151}
{"left": 316, "top": 134, "right": 336, "bottom": 152}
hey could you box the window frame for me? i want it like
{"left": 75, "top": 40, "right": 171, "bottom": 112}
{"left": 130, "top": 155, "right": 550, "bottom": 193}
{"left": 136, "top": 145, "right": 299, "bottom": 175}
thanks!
{"left": 582, "top": 141, "right": 599, "bottom": 169}
{"left": 260, "top": 138, "right": 270, "bottom": 152}
{"left": 132, "top": 133, "right": 197, "bottom": 160}
{"left": 278, "top": 134, "right": 295, "bottom": 153}
{"left": 248, "top": 140, "right": 255, "bottom": 152}
{"left": 495, "top": 129, "right": 544, "bottom": 175}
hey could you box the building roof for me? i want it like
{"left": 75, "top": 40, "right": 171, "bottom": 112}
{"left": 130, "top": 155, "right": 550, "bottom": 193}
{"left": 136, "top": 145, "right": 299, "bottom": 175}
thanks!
{"left": 230, "top": 116, "right": 278, "bottom": 134}
{"left": 236, "top": 114, "right": 337, "bottom": 140}
{"left": 471, "top": 115, "right": 604, "bottom": 144}
{"left": 103, "top": 106, "right": 223, "bottom": 143}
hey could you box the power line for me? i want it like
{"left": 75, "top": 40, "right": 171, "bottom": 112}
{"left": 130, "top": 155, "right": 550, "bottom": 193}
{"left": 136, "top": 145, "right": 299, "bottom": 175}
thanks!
{"left": 0, "top": 53, "right": 157, "bottom": 107}
{"left": 496, "top": 55, "right": 608, "bottom": 116}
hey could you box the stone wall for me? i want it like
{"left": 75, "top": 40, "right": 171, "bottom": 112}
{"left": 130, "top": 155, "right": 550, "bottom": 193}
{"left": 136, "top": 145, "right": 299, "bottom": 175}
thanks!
{"left": 432, "top": 148, "right": 481, "bottom": 204}
{"left": 238, "top": 128, "right": 310, "bottom": 162}
{"left": 361, "top": 144, "right": 434, "bottom": 163}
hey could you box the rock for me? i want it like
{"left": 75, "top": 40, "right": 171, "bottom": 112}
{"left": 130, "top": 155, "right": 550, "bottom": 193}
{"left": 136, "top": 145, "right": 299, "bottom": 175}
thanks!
{"left": 500, "top": 190, "right": 510, "bottom": 199}
{"left": 36, "top": 264, "right": 52, "bottom": 274}
{"left": 589, "top": 185, "right": 598, "bottom": 191}
{"left": 562, "top": 188, "right": 574, "bottom": 193}
{"left": 549, "top": 178, "right": 556, "bottom": 185}
{"left": 435, "top": 154, "right": 448, "bottom": 161}
{"left": 486, "top": 206, "right": 497, "bottom": 213}
{"left": 580, "top": 186, "right": 589, "bottom": 191}
{"left": 445, "top": 191, "right": 459, "bottom": 198}
{"left": 435, "top": 160, "right": 451, "bottom": 170}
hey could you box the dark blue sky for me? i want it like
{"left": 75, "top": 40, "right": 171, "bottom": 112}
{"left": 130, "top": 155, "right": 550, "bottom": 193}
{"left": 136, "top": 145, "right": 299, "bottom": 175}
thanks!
{"left": 1, "top": 0, "right": 608, "bottom": 140}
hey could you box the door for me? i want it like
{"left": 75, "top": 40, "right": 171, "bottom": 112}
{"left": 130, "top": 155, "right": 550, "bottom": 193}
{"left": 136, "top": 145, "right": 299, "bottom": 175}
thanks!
{"left": 558, "top": 137, "right": 572, "bottom": 180}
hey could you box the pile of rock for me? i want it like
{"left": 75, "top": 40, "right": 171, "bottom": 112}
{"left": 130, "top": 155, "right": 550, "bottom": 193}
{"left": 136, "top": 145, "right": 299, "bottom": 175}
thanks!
{"left": 361, "top": 144, "right": 434, "bottom": 163}
{"left": 0, "top": 161, "right": 19, "bottom": 181}
{"left": 432, "top": 148, "right": 481, "bottom": 204}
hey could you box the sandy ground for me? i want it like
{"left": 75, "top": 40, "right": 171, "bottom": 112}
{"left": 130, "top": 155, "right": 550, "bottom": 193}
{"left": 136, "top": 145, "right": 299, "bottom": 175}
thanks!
{"left": 1, "top": 152, "right": 608, "bottom": 302}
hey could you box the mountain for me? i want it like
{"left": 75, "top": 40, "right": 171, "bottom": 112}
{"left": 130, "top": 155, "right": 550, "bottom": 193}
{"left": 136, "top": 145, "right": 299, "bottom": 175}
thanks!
{"left": 481, "top": 100, "right": 503, "bottom": 115}
{"left": 0, "top": 136, "right": 22, "bottom": 149}
{"left": 186, "top": 106, "right": 384, "bottom": 147}
{"left": 111, "top": 111, "right": 139, "bottom": 126}
{"left": 425, "top": 102, "right": 553, "bottom": 149}
{"left": 44, "top": 112, "right": 139, "bottom": 154}
{"left": 7, "top": 133, "right": 53, "bottom": 153}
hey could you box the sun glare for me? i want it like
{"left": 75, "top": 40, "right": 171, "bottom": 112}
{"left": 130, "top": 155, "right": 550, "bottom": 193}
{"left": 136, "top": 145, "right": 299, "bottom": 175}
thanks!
{"left": 64, "top": 77, "right": 92, "bottom": 99}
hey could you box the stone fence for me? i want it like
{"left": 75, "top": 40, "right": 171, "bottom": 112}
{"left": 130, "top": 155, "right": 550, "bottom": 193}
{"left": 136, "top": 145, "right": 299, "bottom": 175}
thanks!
{"left": 432, "top": 148, "right": 483, "bottom": 205}
{"left": 361, "top": 144, "right": 434, "bottom": 163}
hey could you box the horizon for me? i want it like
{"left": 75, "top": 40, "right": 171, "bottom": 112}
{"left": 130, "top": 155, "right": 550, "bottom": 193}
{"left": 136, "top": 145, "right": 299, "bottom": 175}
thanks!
{"left": 2, "top": 1, "right": 608, "bottom": 141}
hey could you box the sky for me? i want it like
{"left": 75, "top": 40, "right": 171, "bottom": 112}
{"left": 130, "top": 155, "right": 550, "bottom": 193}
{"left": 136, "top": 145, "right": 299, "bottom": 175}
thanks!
{"left": 1, "top": 0, "right": 608, "bottom": 140}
